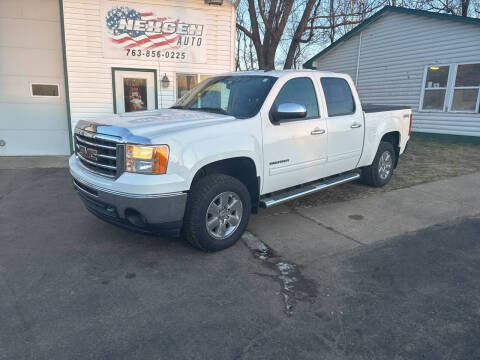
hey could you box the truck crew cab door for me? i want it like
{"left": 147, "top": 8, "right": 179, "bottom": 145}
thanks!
{"left": 261, "top": 76, "right": 328, "bottom": 194}
{"left": 319, "top": 76, "right": 364, "bottom": 176}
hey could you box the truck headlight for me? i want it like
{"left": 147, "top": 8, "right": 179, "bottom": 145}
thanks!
{"left": 125, "top": 145, "right": 169, "bottom": 174}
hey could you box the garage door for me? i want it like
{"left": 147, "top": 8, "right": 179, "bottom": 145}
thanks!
{"left": 0, "top": 0, "right": 69, "bottom": 155}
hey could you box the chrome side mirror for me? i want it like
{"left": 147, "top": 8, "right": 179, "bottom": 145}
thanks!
{"left": 271, "top": 103, "right": 307, "bottom": 123}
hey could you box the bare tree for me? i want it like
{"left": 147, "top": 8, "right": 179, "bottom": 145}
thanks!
{"left": 283, "top": 0, "right": 322, "bottom": 69}
{"left": 235, "top": 0, "right": 479, "bottom": 70}
{"left": 423, "top": 0, "right": 473, "bottom": 15}
{"left": 461, "top": 0, "right": 471, "bottom": 15}
{"left": 236, "top": 0, "right": 371, "bottom": 69}
{"left": 236, "top": 0, "right": 296, "bottom": 69}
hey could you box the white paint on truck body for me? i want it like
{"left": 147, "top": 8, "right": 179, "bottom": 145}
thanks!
{"left": 69, "top": 70, "right": 411, "bottom": 197}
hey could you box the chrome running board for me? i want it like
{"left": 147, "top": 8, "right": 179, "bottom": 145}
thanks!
{"left": 259, "top": 172, "right": 360, "bottom": 208}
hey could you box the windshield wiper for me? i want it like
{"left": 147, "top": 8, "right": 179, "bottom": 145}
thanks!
{"left": 171, "top": 105, "right": 230, "bottom": 116}
{"left": 193, "top": 107, "right": 228, "bottom": 115}
{"left": 171, "top": 105, "right": 204, "bottom": 112}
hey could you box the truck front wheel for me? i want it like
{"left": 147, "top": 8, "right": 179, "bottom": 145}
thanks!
{"left": 361, "top": 141, "right": 396, "bottom": 187}
{"left": 183, "top": 174, "right": 251, "bottom": 252}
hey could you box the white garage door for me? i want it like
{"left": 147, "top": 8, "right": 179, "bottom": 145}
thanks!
{"left": 0, "top": 0, "right": 69, "bottom": 155}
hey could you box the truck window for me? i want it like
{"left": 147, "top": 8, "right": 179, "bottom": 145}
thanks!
{"left": 321, "top": 77, "right": 356, "bottom": 117}
{"left": 173, "top": 75, "right": 277, "bottom": 119}
{"left": 272, "top": 77, "right": 319, "bottom": 120}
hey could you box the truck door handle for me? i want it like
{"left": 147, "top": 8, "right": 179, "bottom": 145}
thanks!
{"left": 350, "top": 123, "right": 362, "bottom": 128}
{"left": 311, "top": 129, "right": 326, "bottom": 135}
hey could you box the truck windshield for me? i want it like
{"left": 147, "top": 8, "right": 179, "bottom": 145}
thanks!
{"left": 172, "top": 75, "right": 277, "bottom": 119}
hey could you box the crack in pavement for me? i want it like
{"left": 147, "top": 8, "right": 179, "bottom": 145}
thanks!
{"left": 289, "top": 206, "right": 367, "bottom": 246}
{"left": 241, "top": 232, "right": 318, "bottom": 316}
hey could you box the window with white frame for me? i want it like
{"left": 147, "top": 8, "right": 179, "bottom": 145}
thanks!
{"left": 451, "top": 64, "right": 480, "bottom": 112}
{"left": 421, "top": 65, "right": 450, "bottom": 111}
{"left": 421, "top": 63, "right": 480, "bottom": 113}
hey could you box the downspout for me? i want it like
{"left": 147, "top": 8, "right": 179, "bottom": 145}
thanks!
{"left": 59, "top": 0, "right": 74, "bottom": 154}
{"left": 355, "top": 31, "right": 362, "bottom": 86}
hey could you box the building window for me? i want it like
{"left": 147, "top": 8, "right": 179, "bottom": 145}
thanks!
{"left": 31, "top": 83, "right": 59, "bottom": 97}
{"left": 451, "top": 64, "right": 480, "bottom": 112}
{"left": 200, "top": 74, "right": 211, "bottom": 83}
{"left": 111, "top": 68, "right": 157, "bottom": 114}
{"left": 420, "top": 63, "right": 480, "bottom": 113}
{"left": 123, "top": 78, "right": 148, "bottom": 112}
{"left": 176, "top": 74, "right": 198, "bottom": 100}
{"left": 421, "top": 65, "right": 450, "bottom": 111}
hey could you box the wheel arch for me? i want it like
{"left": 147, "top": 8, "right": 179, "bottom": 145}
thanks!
{"left": 190, "top": 156, "right": 260, "bottom": 213}
{"left": 380, "top": 131, "right": 401, "bottom": 167}
{"left": 358, "top": 129, "right": 402, "bottom": 169}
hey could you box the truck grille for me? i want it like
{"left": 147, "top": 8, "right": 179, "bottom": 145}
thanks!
{"left": 75, "top": 132, "right": 119, "bottom": 178}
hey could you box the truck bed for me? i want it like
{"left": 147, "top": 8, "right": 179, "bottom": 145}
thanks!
{"left": 362, "top": 104, "right": 411, "bottom": 113}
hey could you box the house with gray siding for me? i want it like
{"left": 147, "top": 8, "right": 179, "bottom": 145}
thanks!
{"left": 304, "top": 6, "right": 480, "bottom": 138}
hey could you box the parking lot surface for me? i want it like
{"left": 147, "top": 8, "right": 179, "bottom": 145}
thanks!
{"left": 1, "top": 167, "right": 479, "bottom": 360}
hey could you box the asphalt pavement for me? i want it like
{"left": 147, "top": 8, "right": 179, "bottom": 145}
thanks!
{"left": 0, "top": 167, "right": 479, "bottom": 360}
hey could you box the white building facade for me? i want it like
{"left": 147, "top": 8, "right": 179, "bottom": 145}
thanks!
{"left": 0, "top": 0, "right": 236, "bottom": 156}
{"left": 304, "top": 6, "right": 480, "bottom": 138}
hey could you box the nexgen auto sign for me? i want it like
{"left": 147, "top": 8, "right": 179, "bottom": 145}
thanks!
{"left": 101, "top": 2, "right": 207, "bottom": 63}
{"left": 116, "top": 18, "right": 204, "bottom": 38}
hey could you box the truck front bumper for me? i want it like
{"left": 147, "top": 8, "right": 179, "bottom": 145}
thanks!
{"left": 72, "top": 176, "right": 187, "bottom": 237}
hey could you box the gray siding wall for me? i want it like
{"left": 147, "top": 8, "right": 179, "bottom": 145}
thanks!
{"left": 0, "top": 0, "right": 69, "bottom": 155}
{"left": 312, "top": 12, "right": 480, "bottom": 136}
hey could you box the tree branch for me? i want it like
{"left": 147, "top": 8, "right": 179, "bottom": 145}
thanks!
{"left": 236, "top": 22, "right": 253, "bottom": 38}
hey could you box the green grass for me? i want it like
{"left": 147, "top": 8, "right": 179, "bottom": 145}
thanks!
{"left": 290, "top": 136, "right": 480, "bottom": 208}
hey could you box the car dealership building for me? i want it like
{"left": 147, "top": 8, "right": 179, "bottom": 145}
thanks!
{"left": 0, "top": 0, "right": 236, "bottom": 156}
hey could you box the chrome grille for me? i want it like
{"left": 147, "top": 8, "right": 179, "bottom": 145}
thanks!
{"left": 75, "top": 132, "right": 118, "bottom": 178}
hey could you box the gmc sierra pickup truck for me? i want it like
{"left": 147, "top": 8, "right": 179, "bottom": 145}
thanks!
{"left": 70, "top": 70, "right": 411, "bottom": 251}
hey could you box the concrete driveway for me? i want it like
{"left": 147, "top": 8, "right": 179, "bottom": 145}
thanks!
{"left": 1, "top": 167, "right": 479, "bottom": 360}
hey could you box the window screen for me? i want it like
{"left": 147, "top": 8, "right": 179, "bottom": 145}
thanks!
{"left": 423, "top": 90, "right": 447, "bottom": 111}
{"left": 421, "top": 66, "right": 450, "bottom": 111}
{"left": 320, "top": 77, "right": 355, "bottom": 116}
{"left": 31, "top": 84, "right": 59, "bottom": 97}
{"left": 455, "top": 64, "right": 480, "bottom": 87}
{"left": 425, "top": 65, "right": 450, "bottom": 88}
{"left": 451, "top": 64, "right": 480, "bottom": 112}
{"left": 272, "top": 77, "right": 319, "bottom": 120}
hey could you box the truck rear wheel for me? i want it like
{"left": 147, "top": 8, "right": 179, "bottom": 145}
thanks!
{"left": 361, "top": 141, "right": 396, "bottom": 187}
{"left": 183, "top": 174, "right": 251, "bottom": 252}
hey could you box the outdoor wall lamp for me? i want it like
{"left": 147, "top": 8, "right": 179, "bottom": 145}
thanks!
{"left": 161, "top": 74, "right": 170, "bottom": 88}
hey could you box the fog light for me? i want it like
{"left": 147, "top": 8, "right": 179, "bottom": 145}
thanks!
{"left": 125, "top": 209, "right": 147, "bottom": 227}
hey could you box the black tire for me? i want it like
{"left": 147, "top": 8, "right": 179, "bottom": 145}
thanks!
{"left": 361, "top": 141, "right": 396, "bottom": 187}
{"left": 183, "top": 174, "right": 251, "bottom": 252}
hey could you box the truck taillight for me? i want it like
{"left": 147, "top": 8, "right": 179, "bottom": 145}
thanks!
{"left": 408, "top": 114, "right": 412, "bottom": 135}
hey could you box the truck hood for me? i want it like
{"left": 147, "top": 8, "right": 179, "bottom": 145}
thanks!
{"left": 76, "top": 109, "right": 238, "bottom": 140}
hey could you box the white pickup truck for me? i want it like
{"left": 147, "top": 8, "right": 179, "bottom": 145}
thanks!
{"left": 70, "top": 70, "right": 411, "bottom": 251}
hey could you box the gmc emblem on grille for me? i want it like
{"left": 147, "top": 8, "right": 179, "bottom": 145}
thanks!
{"left": 78, "top": 145, "right": 98, "bottom": 161}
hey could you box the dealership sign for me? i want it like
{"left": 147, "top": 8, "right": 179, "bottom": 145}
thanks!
{"left": 101, "top": 2, "right": 207, "bottom": 63}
